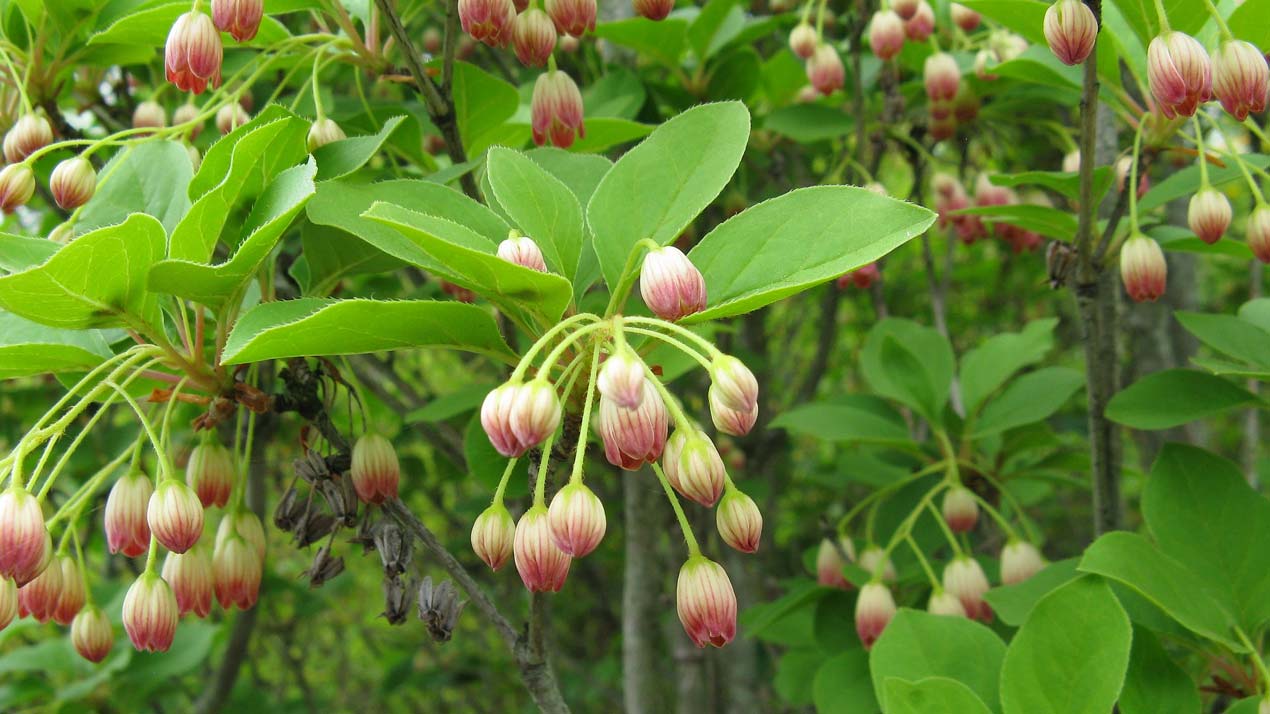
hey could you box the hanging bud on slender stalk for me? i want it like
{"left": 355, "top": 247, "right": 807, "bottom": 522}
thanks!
{"left": 497, "top": 234, "right": 549, "bottom": 272}
{"left": 855, "top": 582, "right": 896, "bottom": 648}
{"left": 148, "top": 480, "right": 205, "bottom": 554}
{"left": 52, "top": 555, "right": 86, "bottom": 626}
{"left": 512, "top": 9, "right": 557, "bottom": 67}
{"left": 663, "top": 428, "right": 726, "bottom": 506}
{"left": 531, "top": 70, "right": 586, "bottom": 148}
{"left": 869, "top": 10, "right": 905, "bottom": 61}
{"left": 974, "top": 48, "right": 1000, "bottom": 81}
{"left": 0, "top": 164, "right": 35, "bottom": 214}
{"left": 173, "top": 102, "right": 203, "bottom": 139}
{"left": 471, "top": 503, "right": 516, "bottom": 570}
{"left": 709, "top": 385, "right": 758, "bottom": 437}
{"left": 1248, "top": 205, "right": 1270, "bottom": 263}
{"left": 893, "top": 0, "right": 919, "bottom": 19}
{"left": 3, "top": 114, "right": 53, "bottom": 163}
{"left": 789, "top": 22, "right": 819, "bottom": 59}
{"left": 216, "top": 103, "right": 249, "bottom": 134}
{"left": 1211, "top": 40, "right": 1269, "bottom": 121}
{"left": 133, "top": 101, "right": 168, "bottom": 132}
{"left": 510, "top": 378, "right": 563, "bottom": 448}
{"left": 1000, "top": 541, "right": 1046, "bottom": 585}
{"left": 943, "top": 556, "right": 993, "bottom": 621}
{"left": 1187, "top": 188, "right": 1232, "bottom": 244}
{"left": 1119, "top": 233, "right": 1167, "bottom": 302}
{"left": 106, "top": 472, "right": 153, "bottom": 557}
{"left": 122, "top": 572, "right": 179, "bottom": 652}
{"left": 1043, "top": 0, "right": 1097, "bottom": 66}
{"left": 514, "top": 506, "right": 572, "bottom": 592}
{"left": 72, "top": 606, "right": 114, "bottom": 663}
{"left": 482, "top": 383, "right": 530, "bottom": 457}
{"left": 0, "top": 578, "right": 16, "bottom": 631}
{"left": 1147, "top": 31, "right": 1212, "bottom": 119}
{"left": 0, "top": 487, "right": 48, "bottom": 582}
{"left": 307, "top": 118, "right": 346, "bottom": 151}
{"left": 806, "top": 44, "right": 846, "bottom": 95}
{"left": 459, "top": 0, "right": 516, "bottom": 45}
{"left": 903, "top": 0, "right": 934, "bottom": 41}
{"left": 545, "top": 0, "right": 596, "bottom": 36}
{"left": 186, "top": 437, "right": 235, "bottom": 508}
{"left": 816, "top": 537, "right": 855, "bottom": 589}
{"left": 710, "top": 355, "right": 759, "bottom": 414}
{"left": 858, "top": 545, "right": 897, "bottom": 583}
{"left": 640, "top": 245, "right": 707, "bottom": 321}
{"left": 634, "top": 0, "right": 674, "bottom": 19}
{"left": 676, "top": 556, "right": 737, "bottom": 648}
{"left": 941, "top": 486, "right": 979, "bottom": 533}
{"left": 219, "top": 511, "right": 265, "bottom": 561}
{"left": 950, "top": 3, "right": 980, "bottom": 31}
{"left": 928, "top": 588, "right": 968, "bottom": 617}
{"left": 350, "top": 433, "right": 401, "bottom": 505}
{"left": 213, "top": 533, "right": 262, "bottom": 610}
{"left": 49, "top": 157, "right": 97, "bottom": 211}
{"left": 212, "top": 0, "right": 264, "bottom": 42}
{"left": 162, "top": 542, "right": 214, "bottom": 617}
{"left": 597, "top": 348, "right": 647, "bottom": 410}
{"left": 17, "top": 556, "right": 63, "bottom": 623}
{"left": 924, "top": 52, "right": 961, "bottom": 102}
{"left": 597, "top": 381, "right": 669, "bottom": 470}
{"left": 547, "top": 483, "right": 607, "bottom": 557}
{"left": 165, "top": 11, "right": 223, "bottom": 94}
{"left": 716, "top": 488, "right": 762, "bottom": 553}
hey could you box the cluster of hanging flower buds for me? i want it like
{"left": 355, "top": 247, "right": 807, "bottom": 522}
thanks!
{"left": 471, "top": 234, "right": 762, "bottom": 648}
{"left": 815, "top": 482, "right": 1045, "bottom": 649}
{"left": 164, "top": 0, "right": 264, "bottom": 95}
{"left": 931, "top": 172, "right": 1042, "bottom": 252}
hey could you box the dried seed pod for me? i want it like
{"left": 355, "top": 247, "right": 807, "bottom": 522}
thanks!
{"left": 374, "top": 522, "right": 412, "bottom": 576}
{"left": 305, "top": 545, "right": 345, "bottom": 587}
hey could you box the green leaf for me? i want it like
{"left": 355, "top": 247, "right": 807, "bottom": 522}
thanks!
{"left": 588, "top": 101, "right": 749, "bottom": 289}
{"left": 448, "top": 61, "right": 519, "bottom": 156}
{"left": 972, "top": 367, "right": 1082, "bottom": 437}
{"left": 763, "top": 104, "right": 855, "bottom": 144}
{"left": 707, "top": 48, "right": 762, "bottom": 102}
{"left": 687, "top": 187, "right": 936, "bottom": 321}
{"left": 1229, "top": 1, "right": 1270, "bottom": 48}
{"left": 1144, "top": 444, "right": 1270, "bottom": 631}
{"left": 464, "top": 414, "right": 527, "bottom": 498}
{"left": 951, "top": 204, "right": 1077, "bottom": 241}
{"left": 78, "top": 141, "right": 194, "bottom": 235}
{"left": 1176, "top": 310, "right": 1270, "bottom": 369}
{"left": 485, "top": 147, "right": 584, "bottom": 282}
{"left": 999, "top": 576, "right": 1132, "bottom": 714}
{"left": 871, "top": 609, "right": 1007, "bottom": 712}
{"left": 882, "top": 677, "right": 995, "bottom": 714}
{"left": 770, "top": 401, "right": 914, "bottom": 446}
{"left": 0, "top": 234, "right": 58, "bottom": 273}
{"left": 0, "top": 313, "right": 111, "bottom": 378}
{"left": 312, "top": 115, "right": 405, "bottom": 181}
{"left": 593, "top": 17, "right": 690, "bottom": 66}
{"left": 1118, "top": 628, "right": 1202, "bottom": 714}
{"left": 1107, "top": 0, "right": 1213, "bottom": 58}
{"left": 861, "top": 319, "right": 955, "bottom": 423}
{"left": 984, "top": 559, "right": 1080, "bottom": 627}
{"left": 688, "top": 0, "right": 738, "bottom": 59}
{"left": 989, "top": 170, "right": 1114, "bottom": 204}
{"left": 89, "top": 3, "right": 289, "bottom": 47}
{"left": 1140, "top": 155, "right": 1270, "bottom": 212}
{"left": 406, "top": 383, "right": 494, "bottom": 424}
{"left": 0, "top": 214, "right": 165, "bottom": 330}
{"left": 959, "top": 0, "right": 1047, "bottom": 44}
{"left": 149, "top": 160, "right": 317, "bottom": 307}
{"left": 297, "top": 222, "right": 404, "bottom": 296}
{"left": 570, "top": 118, "right": 654, "bottom": 154}
{"left": 1238, "top": 298, "right": 1270, "bottom": 332}
{"left": 1106, "top": 369, "right": 1261, "bottom": 429}
{"left": 221, "top": 298, "right": 514, "bottom": 364}
{"left": 811, "top": 649, "right": 876, "bottom": 714}
{"left": 583, "top": 68, "right": 646, "bottom": 119}
{"left": 960, "top": 319, "right": 1057, "bottom": 414}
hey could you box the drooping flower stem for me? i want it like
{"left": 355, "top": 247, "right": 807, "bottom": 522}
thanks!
{"left": 567, "top": 345, "right": 603, "bottom": 484}
{"left": 604, "top": 238, "right": 662, "bottom": 317}
{"left": 492, "top": 458, "right": 519, "bottom": 505}
{"left": 653, "top": 462, "right": 700, "bottom": 556}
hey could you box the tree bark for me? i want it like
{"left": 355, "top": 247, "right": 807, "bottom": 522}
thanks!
{"left": 622, "top": 473, "right": 663, "bottom": 714}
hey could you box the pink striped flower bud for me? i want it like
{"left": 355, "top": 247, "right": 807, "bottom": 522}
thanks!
{"left": 471, "top": 503, "right": 516, "bottom": 570}
{"left": 512, "top": 9, "right": 557, "bottom": 67}
{"left": 0, "top": 164, "right": 35, "bottom": 214}
{"left": 216, "top": 510, "right": 266, "bottom": 562}
{"left": 105, "top": 471, "right": 153, "bottom": 557}
{"left": 0, "top": 578, "right": 15, "bottom": 631}
{"left": 147, "top": 479, "right": 205, "bottom": 554}
{"left": 598, "top": 380, "right": 669, "bottom": 470}
{"left": 132, "top": 101, "right": 168, "bottom": 131}
{"left": 869, "top": 10, "right": 905, "bottom": 61}
{"left": 941, "top": 486, "right": 979, "bottom": 533}
{"left": 307, "top": 118, "right": 346, "bottom": 151}
{"left": 351, "top": 433, "right": 401, "bottom": 505}
{"left": 0, "top": 487, "right": 48, "bottom": 583}
{"left": 165, "top": 11, "right": 223, "bottom": 94}
{"left": 482, "top": 383, "right": 530, "bottom": 457}
{"left": 640, "top": 246, "right": 707, "bottom": 321}
{"left": 52, "top": 555, "right": 86, "bottom": 626}
{"left": 14, "top": 531, "right": 51, "bottom": 588}
{"left": 187, "top": 437, "right": 236, "bottom": 509}
{"left": 17, "top": 555, "right": 62, "bottom": 623}
{"left": 213, "top": 532, "right": 262, "bottom": 610}
{"left": 548, "top": 482, "right": 607, "bottom": 557}
{"left": 1248, "top": 205, "right": 1270, "bottom": 263}
{"left": 928, "top": 588, "right": 968, "bottom": 617}
{"left": 716, "top": 488, "right": 762, "bottom": 553}
{"left": 545, "top": 0, "right": 596, "bottom": 36}
{"left": 790, "top": 22, "right": 819, "bottom": 59}
{"left": 663, "top": 428, "right": 726, "bottom": 507}
{"left": 122, "top": 572, "right": 178, "bottom": 652}
{"left": 816, "top": 537, "right": 855, "bottom": 589}
{"left": 1000, "top": 541, "right": 1046, "bottom": 585}
{"left": 924, "top": 52, "right": 961, "bottom": 102}
{"left": 211, "top": 0, "right": 264, "bottom": 42}
{"left": 1147, "top": 31, "right": 1211, "bottom": 119}
{"left": 942, "top": 556, "right": 992, "bottom": 621}
{"left": 460, "top": 0, "right": 515, "bottom": 45}
{"left": 514, "top": 506, "right": 572, "bottom": 592}
{"left": 1043, "top": 0, "right": 1097, "bottom": 66}
{"left": 1119, "top": 233, "right": 1167, "bottom": 303}
{"left": 3, "top": 114, "right": 53, "bottom": 163}
{"left": 216, "top": 103, "right": 249, "bottom": 134}
{"left": 162, "top": 542, "right": 214, "bottom": 617}
{"left": 951, "top": 3, "right": 980, "bottom": 31}
{"left": 598, "top": 348, "right": 647, "bottom": 410}
{"left": 634, "top": 0, "right": 675, "bottom": 20}
{"left": 806, "top": 44, "right": 846, "bottom": 95}
{"left": 498, "top": 234, "right": 549, "bottom": 272}
{"left": 531, "top": 70, "right": 586, "bottom": 148}
{"left": 859, "top": 545, "right": 897, "bottom": 583}
{"left": 1188, "top": 188, "right": 1231, "bottom": 244}
{"left": 710, "top": 355, "right": 758, "bottom": 414}
{"left": 904, "top": 1, "right": 934, "bottom": 41}
{"left": 72, "top": 606, "right": 114, "bottom": 663}
{"left": 855, "top": 582, "right": 896, "bottom": 648}
{"left": 973, "top": 48, "right": 999, "bottom": 80}
{"left": 510, "top": 378, "right": 563, "bottom": 448}
{"left": 676, "top": 556, "right": 737, "bottom": 648}
{"left": 709, "top": 385, "right": 758, "bottom": 437}
{"left": 1212, "top": 40, "right": 1269, "bottom": 121}
{"left": 49, "top": 157, "right": 97, "bottom": 211}
{"left": 893, "top": 0, "right": 919, "bottom": 20}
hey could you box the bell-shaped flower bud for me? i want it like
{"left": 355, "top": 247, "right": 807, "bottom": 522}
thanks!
{"left": 3, "top": 114, "right": 53, "bottom": 163}
{"left": 1147, "top": 31, "right": 1212, "bottom": 119}
{"left": 186, "top": 437, "right": 236, "bottom": 509}
{"left": 0, "top": 578, "right": 16, "bottom": 631}
{"left": 482, "top": 383, "right": 530, "bottom": 457}
{"left": 942, "top": 556, "right": 993, "bottom": 621}
{"left": 1248, "top": 205, "right": 1270, "bottom": 263}
{"left": 859, "top": 545, "right": 897, "bottom": 583}
{"left": 17, "top": 555, "right": 63, "bottom": 623}
{"left": 640, "top": 245, "right": 707, "bottom": 321}
{"left": 1212, "top": 39, "right": 1269, "bottom": 121}
{"left": 855, "top": 582, "right": 896, "bottom": 648}
{"left": 1000, "top": 541, "right": 1046, "bottom": 585}
{"left": 49, "top": 157, "right": 97, "bottom": 211}
{"left": 1187, "top": 188, "right": 1232, "bottom": 244}
{"left": 215, "top": 102, "right": 250, "bottom": 134}
{"left": 893, "top": 0, "right": 919, "bottom": 20}
{"left": 105, "top": 471, "right": 153, "bottom": 557}
{"left": 1119, "top": 233, "right": 1167, "bottom": 303}
{"left": 816, "top": 536, "right": 855, "bottom": 588}
{"left": 0, "top": 487, "right": 48, "bottom": 583}
{"left": 1043, "top": 0, "right": 1097, "bottom": 66}
{"left": 10, "top": 528, "right": 49, "bottom": 588}
{"left": 532, "top": 69, "right": 586, "bottom": 148}
{"left": 597, "top": 380, "right": 669, "bottom": 469}
{"left": 72, "top": 606, "right": 114, "bottom": 663}
{"left": 975, "top": 172, "right": 1016, "bottom": 207}
{"left": 173, "top": 102, "right": 202, "bottom": 139}
{"left": 497, "top": 234, "right": 549, "bottom": 272}
{"left": 122, "top": 572, "right": 179, "bottom": 652}
{"left": 211, "top": 0, "right": 264, "bottom": 42}
{"left": 147, "top": 479, "right": 205, "bottom": 554}
{"left": 459, "top": 0, "right": 515, "bottom": 45}
{"left": 716, "top": 488, "right": 762, "bottom": 553}
{"left": 806, "top": 44, "right": 846, "bottom": 96}
{"left": 924, "top": 52, "right": 961, "bottom": 102}
{"left": 471, "top": 503, "right": 516, "bottom": 570}
{"left": 307, "top": 118, "right": 346, "bottom": 151}
{"left": 869, "top": 10, "right": 905, "bottom": 61}
{"left": 954, "top": 84, "right": 980, "bottom": 122}
{"left": 213, "top": 532, "right": 262, "bottom": 610}
{"left": 951, "top": 3, "right": 981, "bottom": 31}
{"left": 634, "top": 0, "right": 674, "bottom": 19}
{"left": 165, "top": 11, "right": 223, "bottom": 94}
{"left": 676, "top": 556, "right": 737, "bottom": 648}
{"left": 709, "top": 385, "right": 758, "bottom": 437}
{"left": 928, "top": 587, "right": 968, "bottom": 617}
{"left": 510, "top": 378, "right": 562, "bottom": 448}
{"left": 132, "top": 101, "right": 168, "bottom": 132}
{"left": 52, "top": 555, "right": 86, "bottom": 626}
{"left": 789, "top": 22, "right": 819, "bottom": 59}
{"left": 216, "top": 510, "right": 266, "bottom": 562}
{"left": 351, "top": 432, "right": 401, "bottom": 505}
{"left": 663, "top": 428, "right": 726, "bottom": 506}
{"left": 548, "top": 482, "right": 607, "bottom": 557}
{"left": 512, "top": 9, "right": 557, "bottom": 67}
{"left": 941, "top": 486, "right": 979, "bottom": 533}
{"left": 973, "top": 47, "right": 1000, "bottom": 80}
{"left": 710, "top": 355, "right": 759, "bottom": 414}
{"left": 514, "top": 506, "right": 572, "bottom": 592}
{"left": 545, "top": 0, "right": 596, "bottom": 36}
{"left": 904, "top": 0, "right": 935, "bottom": 41}
{"left": 162, "top": 542, "right": 214, "bottom": 617}
{"left": 598, "top": 348, "right": 647, "bottom": 410}
{"left": 0, "top": 163, "right": 35, "bottom": 214}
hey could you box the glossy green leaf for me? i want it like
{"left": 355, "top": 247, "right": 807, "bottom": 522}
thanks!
{"left": 583, "top": 68, "right": 646, "bottom": 119}
{"left": 1118, "top": 628, "right": 1202, "bottom": 714}
{"left": 688, "top": 0, "right": 737, "bottom": 59}
{"left": 770, "top": 401, "right": 913, "bottom": 445}
{"left": 1238, "top": 297, "right": 1270, "bottom": 332}
{"left": 763, "top": 104, "right": 855, "bottom": 144}
{"left": 485, "top": 147, "right": 584, "bottom": 281}
{"left": 951, "top": 204, "right": 1077, "bottom": 241}
{"left": 871, "top": 610, "right": 1007, "bottom": 712}
{"left": 960, "top": 0, "right": 1047, "bottom": 44}
{"left": 593, "top": 17, "right": 690, "bottom": 66}
{"left": 989, "top": 169, "right": 1113, "bottom": 204}
{"left": 811, "top": 649, "right": 876, "bottom": 714}
{"left": 569, "top": 118, "right": 653, "bottom": 154}
{"left": 960, "top": 319, "right": 1057, "bottom": 414}
{"left": 1175, "top": 311, "right": 1270, "bottom": 369}
{"left": 1106, "top": 369, "right": 1261, "bottom": 429}
{"left": 449, "top": 61, "right": 519, "bottom": 155}
{"left": 77, "top": 141, "right": 194, "bottom": 235}
{"left": 0, "top": 313, "right": 111, "bottom": 378}
{"left": 972, "top": 367, "right": 1083, "bottom": 437}
{"left": 861, "top": 319, "right": 955, "bottom": 423}
{"left": 984, "top": 559, "right": 1080, "bottom": 627}
{"left": 0, "top": 234, "right": 58, "bottom": 273}
{"left": 221, "top": 298, "right": 514, "bottom": 364}
{"left": 882, "top": 677, "right": 995, "bottom": 714}
{"left": 312, "top": 115, "right": 405, "bottom": 181}
{"left": 1140, "top": 155, "right": 1270, "bottom": 212}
